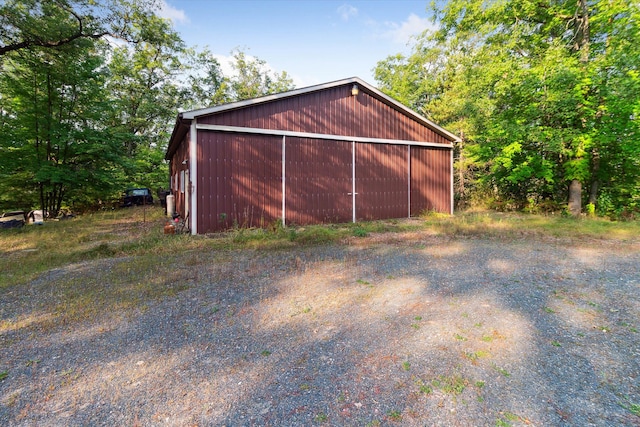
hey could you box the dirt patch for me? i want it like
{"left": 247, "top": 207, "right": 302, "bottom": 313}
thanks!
{"left": 1, "top": 235, "right": 639, "bottom": 426}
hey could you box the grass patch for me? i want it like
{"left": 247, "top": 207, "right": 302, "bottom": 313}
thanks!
{"left": 2, "top": 207, "right": 638, "bottom": 331}
{"left": 314, "top": 412, "right": 328, "bottom": 423}
{"left": 386, "top": 409, "right": 402, "bottom": 421}
{"left": 420, "top": 210, "right": 640, "bottom": 241}
{"left": 3, "top": 208, "right": 638, "bottom": 290}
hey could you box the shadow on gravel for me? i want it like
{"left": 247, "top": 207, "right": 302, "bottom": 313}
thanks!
{"left": 1, "top": 238, "right": 639, "bottom": 426}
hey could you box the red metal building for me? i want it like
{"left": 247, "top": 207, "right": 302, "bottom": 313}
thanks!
{"left": 165, "top": 77, "right": 459, "bottom": 234}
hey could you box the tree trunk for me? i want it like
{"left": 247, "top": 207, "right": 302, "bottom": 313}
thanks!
{"left": 568, "top": 180, "right": 582, "bottom": 216}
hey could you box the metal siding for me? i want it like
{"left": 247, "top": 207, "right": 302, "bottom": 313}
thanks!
{"left": 170, "top": 133, "right": 189, "bottom": 219}
{"left": 196, "top": 85, "right": 449, "bottom": 144}
{"left": 189, "top": 83, "right": 453, "bottom": 232}
{"left": 285, "top": 137, "right": 351, "bottom": 225}
{"left": 196, "top": 131, "right": 282, "bottom": 233}
{"left": 410, "top": 147, "right": 451, "bottom": 215}
{"left": 356, "top": 143, "right": 408, "bottom": 220}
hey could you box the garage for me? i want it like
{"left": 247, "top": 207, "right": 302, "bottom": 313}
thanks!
{"left": 165, "top": 77, "right": 459, "bottom": 234}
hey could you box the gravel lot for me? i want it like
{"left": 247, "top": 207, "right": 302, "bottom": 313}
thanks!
{"left": 1, "top": 233, "right": 640, "bottom": 426}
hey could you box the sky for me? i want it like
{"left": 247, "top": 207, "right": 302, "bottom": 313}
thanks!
{"left": 158, "top": 0, "right": 436, "bottom": 88}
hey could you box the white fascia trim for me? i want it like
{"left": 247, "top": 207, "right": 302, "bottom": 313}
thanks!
{"left": 189, "top": 119, "right": 198, "bottom": 235}
{"left": 195, "top": 124, "right": 453, "bottom": 149}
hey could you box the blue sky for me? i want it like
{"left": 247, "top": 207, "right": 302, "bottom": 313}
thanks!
{"left": 159, "top": 1, "right": 436, "bottom": 88}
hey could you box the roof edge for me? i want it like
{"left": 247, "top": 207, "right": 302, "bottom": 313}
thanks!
{"left": 179, "top": 77, "right": 461, "bottom": 143}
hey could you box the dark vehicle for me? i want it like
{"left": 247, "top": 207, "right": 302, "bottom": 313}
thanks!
{"left": 122, "top": 188, "right": 154, "bottom": 207}
{"left": 0, "top": 210, "right": 26, "bottom": 228}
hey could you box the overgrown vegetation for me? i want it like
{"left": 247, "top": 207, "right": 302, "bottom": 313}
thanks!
{"left": 0, "top": 0, "right": 294, "bottom": 215}
{"left": 2, "top": 207, "right": 638, "bottom": 291}
{"left": 375, "top": 0, "right": 640, "bottom": 218}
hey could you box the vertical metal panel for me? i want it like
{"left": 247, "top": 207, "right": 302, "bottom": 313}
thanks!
{"left": 197, "top": 84, "right": 449, "bottom": 144}
{"left": 170, "top": 133, "right": 189, "bottom": 220}
{"left": 196, "top": 131, "right": 282, "bottom": 233}
{"left": 355, "top": 143, "right": 409, "bottom": 221}
{"left": 188, "top": 82, "right": 454, "bottom": 232}
{"left": 410, "top": 147, "right": 452, "bottom": 215}
{"left": 285, "top": 137, "right": 351, "bottom": 225}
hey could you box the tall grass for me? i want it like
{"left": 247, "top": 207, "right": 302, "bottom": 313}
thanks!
{"left": 1, "top": 207, "right": 638, "bottom": 289}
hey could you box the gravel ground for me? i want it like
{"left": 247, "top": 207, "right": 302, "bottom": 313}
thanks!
{"left": 1, "top": 233, "right": 640, "bottom": 426}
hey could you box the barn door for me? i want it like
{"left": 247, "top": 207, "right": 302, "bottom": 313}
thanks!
{"left": 355, "top": 143, "right": 409, "bottom": 221}
{"left": 285, "top": 137, "right": 352, "bottom": 225}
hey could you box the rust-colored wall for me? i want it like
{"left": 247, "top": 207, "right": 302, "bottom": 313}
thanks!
{"left": 356, "top": 143, "right": 409, "bottom": 221}
{"left": 199, "top": 84, "right": 450, "bottom": 144}
{"left": 169, "top": 133, "right": 189, "bottom": 219}
{"left": 285, "top": 137, "right": 352, "bottom": 225}
{"left": 410, "top": 147, "right": 451, "bottom": 215}
{"left": 197, "top": 132, "right": 282, "bottom": 233}
{"left": 184, "top": 82, "right": 454, "bottom": 233}
{"left": 195, "top": 130, "right": 452, "bottom": 233}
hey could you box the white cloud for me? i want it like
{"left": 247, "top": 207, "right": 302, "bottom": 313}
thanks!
{"left": 157, "top": 1, "right": 190, "bottom": 25}
{"left": 380, "top": 13, "right": 434, "bottom": 45}
{"left": 337, "top": 4, "right": 358, "bottom": 21}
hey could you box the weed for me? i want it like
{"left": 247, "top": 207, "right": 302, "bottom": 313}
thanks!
{"left": 543, "top": 307, "right": 556, "bottom": 314}
{"left": 419, "top": 384, "right": 433, "bottom": 394}
{"left": 465, "top": 350, "right": 491, "bottom": 362}
{"left": 386, "top": 409, "right": 402, "bottom": 421}
{"left": 300, "top": 383, "right": 311, "bottom": 391}
{"left": 414, "top": 316, "right": 422, "bottom": 321}
{"left": 356, "top": 279, "right": 370, "bottom": 285}
{"left": 551, "top": 340, "right": 562, "bottom": 347}
{"left": 496, "top": 411, "right": 526, "bottom": 426}
{"left": 402, "top": 361, "right": 411, "bottom": 371}
{"left": 352, "top": 226, "right": 369, "bottom": 237}
{"left": 475, "top": 380, "right": 485, "bottom": 388}
{"left": 411, "top": 323, "right": 420, "bottom": 330}
{"left": 437, "top": 374, "right": 468, "bottom": 395}
{"left": 0, "top": 370, "right": 7, "bottom": 381}
{"left": 620, "top": 397, "right": 640, "bottom": 416}
{"left": 492, "top": 364, "right": 511, "bottom": 377}
{"left": 314, "top": 412, "right": 328, "bottom": 423}
{"left": 454, "top": 333, "right": 468, "bottom": 341}
{"left": 365, "top": 420, "right": 381, "bottom": 427}
{"left": 260, "top": 350, "right": 272, "bottom": 357}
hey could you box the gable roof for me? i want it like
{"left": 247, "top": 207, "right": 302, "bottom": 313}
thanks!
{"left": 166, "top": 77, "right": 460, "bottom": 160}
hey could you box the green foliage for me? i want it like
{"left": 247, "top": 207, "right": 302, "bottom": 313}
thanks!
{"left": 0, "top": 1, "right": 296, "bottom": 214}
{"left": 375, "top": 0, "right": 640, "bottom": 215}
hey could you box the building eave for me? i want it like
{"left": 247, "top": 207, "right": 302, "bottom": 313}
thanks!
{"left": 179, "top": 77, "right": 461, "bottom": 143}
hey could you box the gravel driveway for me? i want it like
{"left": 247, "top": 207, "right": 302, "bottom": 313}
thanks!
{"left": 1, "top": 233, "right": 639, "bottom": 426}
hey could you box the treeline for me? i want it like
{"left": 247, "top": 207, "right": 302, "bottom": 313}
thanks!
{"left": 0, "top": 0, "right": 294, "bottom": 216}
{"left": 375, "top": 0, "right": 640, "bottom": 218}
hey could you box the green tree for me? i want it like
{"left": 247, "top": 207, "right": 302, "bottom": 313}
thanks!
{"left": 0, "top": 38, "right": 123, "bottom": 215}
{"left": 375, "top": 0, "right": 640, "bottom": 216}
{"left": 228, "top": 49, "right": 295, "bottom": 101}
{"left": 0, "top": 0, "right": 155, "bottom": 56}
{"left": 104, "top": 13, "right": 188, "bottom": 191}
